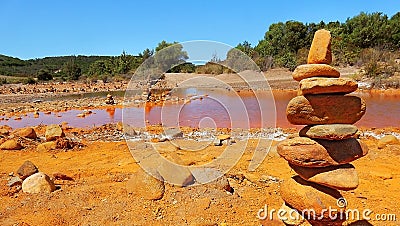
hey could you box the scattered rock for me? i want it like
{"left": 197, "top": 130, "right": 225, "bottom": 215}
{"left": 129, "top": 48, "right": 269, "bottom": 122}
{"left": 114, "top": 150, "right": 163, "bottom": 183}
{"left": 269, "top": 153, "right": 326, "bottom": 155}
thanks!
{"left": 45, "top": 124, "right": 65, "bottom": 141}
{"left": 163, "top": 128, "right": 183, "bottom": 140}
{"left": 299, "top": 124, "right": 358, "bottom": 140}
{"left": 286, "top": 95, "right": 366, "bottom": 125}
{"left": 105, "top": 94, "right": 115, "bottom": 104}
{"left": 292, "top": 64, "right": 340, "bottom": 81}
{"left": 290, "top": 163, "right": 359, "bottom": 190}
{"left": 277, "top": 137, "right": 368, "bottom": 167}
{"left": 0, "top": 128, "right": 10, "bottom": 136}
{"left": 22, "top": 172, "right": 56, "bottom": 194}
{"left": 37, "top": 141, "right": 57, "bottom": 152}
{"left": 299, "top": 77, "right": 358, "bottom": 95}
{"left": 280, "top": 176, "right": 345, "bottom": 220}
{"left": 191, "top": 168, "right": 233, "bottom": 193}
{"left": 7, "top": 176, "right": 23, "bottom": 187}
{"left": 116, "top": 122, "right": 124, "bottom": 131}
{"left": 123, "top": 124, "right": 138, "bottom": 137}
{"left": 378, "top": 135, "right": 400, "bottom": 149}
{"left": 126, "top": 169, "right": 165, "bottom": 200}
{"left": 307, "top": 29, "right": 332, "bottom": 64}
{"left": 259, "top": 175, "right": 280, "bottom": 183}
{"left": 213, "top": 138, "right": 222, "bottom": 146}
{"left": 0, "top": 139, "right": 23, "bottom": 150}
{"left": 158, "top": 161, "right": 195, "bottom": 187}
{"left": 15, "top": 127, "right": 37, "bottom": 139}
{"left": 17, "top": 160, "right": 39, "bottom": 179}
{"left": 76, "top": 113, "right": 86, "bottom": 118}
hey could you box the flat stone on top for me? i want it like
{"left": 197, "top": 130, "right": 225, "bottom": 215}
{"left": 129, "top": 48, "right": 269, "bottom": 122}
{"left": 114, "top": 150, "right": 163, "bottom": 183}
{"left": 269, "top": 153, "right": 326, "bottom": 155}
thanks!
{"left": 307, "top": 29, "right": 332, "bottom": 64}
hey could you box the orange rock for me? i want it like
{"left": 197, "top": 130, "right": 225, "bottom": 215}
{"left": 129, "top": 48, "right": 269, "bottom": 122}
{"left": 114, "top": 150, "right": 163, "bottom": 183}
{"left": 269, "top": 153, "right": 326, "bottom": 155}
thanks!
{"left": 289, "top": 163, "right": 359, "bottom": 191}
{"left": 0, "top": 139, "right": 23, "bottom": 150}
{"left": 280, "top": 176, "right": 345, "bottom": 221}
{"left": 15, "top": 127, "right": 37, "bottom": 139}
{"left": 292, "top": 64, "right": 339, "bottom": 81}
{"left": 307, "top": 29, "right": 332, "bottom": 64}
{"left": 286, "top": 95, "right": 366, "bottom": 125}
{"left": 299, "top": 77, "right": 358, "bottom": 95}
{"left": 277, "top": 137, "right": 368, "bottom": 167}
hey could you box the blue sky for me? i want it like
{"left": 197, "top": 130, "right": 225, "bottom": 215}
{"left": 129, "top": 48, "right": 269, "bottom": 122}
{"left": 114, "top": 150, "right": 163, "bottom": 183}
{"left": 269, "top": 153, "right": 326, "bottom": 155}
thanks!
{"left": 0, "top": 0, "right": 398, "bottom": 59}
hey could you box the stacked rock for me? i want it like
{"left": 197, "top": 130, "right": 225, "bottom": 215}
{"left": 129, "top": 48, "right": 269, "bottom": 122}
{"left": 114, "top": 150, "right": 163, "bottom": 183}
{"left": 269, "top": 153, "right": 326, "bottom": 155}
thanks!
{"left": 277, "top": 29, "right": 368, "bottom": 225}
{"left": 106, "top": 94, "right": 115, "bottom": 104}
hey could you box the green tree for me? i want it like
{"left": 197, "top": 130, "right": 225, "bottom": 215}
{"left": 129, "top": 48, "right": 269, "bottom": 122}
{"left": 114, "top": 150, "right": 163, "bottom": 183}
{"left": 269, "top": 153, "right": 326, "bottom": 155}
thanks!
{"left": 63, "top": 58, "right": 82, "bottom": 80}
{"left": 343, "top": 12, "right": 391, "bottom": 48}
{"left": 153, "top": 41, "right": 189, "bottom": 72}
{"left": 36, "top": 69, "right": 53, "bottom": 81}
{"left": 139, "top": 48, "right": 154, "bottom": 61}
{"left": 390, "top": 12, "right": 400, "bottom": 48}
{"left": 88, "top": 60, "right": 113, "bottom": 76}
{"left": 236, "top": 41, "right": 254, "bottom": 57}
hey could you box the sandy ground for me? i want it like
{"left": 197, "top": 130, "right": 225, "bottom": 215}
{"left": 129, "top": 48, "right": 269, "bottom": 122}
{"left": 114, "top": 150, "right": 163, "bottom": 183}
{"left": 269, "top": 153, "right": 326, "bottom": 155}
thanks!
{"left": 0, "top": 133, "right": 399, "bottom": 225}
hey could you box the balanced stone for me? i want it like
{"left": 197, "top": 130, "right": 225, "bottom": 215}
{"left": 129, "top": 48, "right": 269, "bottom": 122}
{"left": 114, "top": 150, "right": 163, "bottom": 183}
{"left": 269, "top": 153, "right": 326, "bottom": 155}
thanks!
{"left": 299, "top": 77, "right": 358, "bottom": 95}
{"left": 280, "top": 176, "right": 345, "bottom": 220}
{"left": 299, "top": 124, "right": 358, "bottom": 140}
{"left": 286, "top": 95, "right": 366, "bottom": 125}
{"left": 290, "top": 163, "right": 359, "bottom": 190}
{"left": 277, "top": 137, "right": 368, "bottom": 167}
{"left": 293, "top": 64, "right": 339, "bottom": 81}
{"left": 307, "top": 29, "right": 332, "bottom": 64}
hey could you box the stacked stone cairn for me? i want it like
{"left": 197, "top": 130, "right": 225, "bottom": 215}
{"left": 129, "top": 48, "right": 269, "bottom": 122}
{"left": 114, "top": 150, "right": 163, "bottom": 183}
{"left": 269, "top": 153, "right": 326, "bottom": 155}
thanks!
{"left": 106, "top": 94, "right": 115, "bottom": 104}
{"left": 277, "top": 29, "right": 368, "bottom": 226}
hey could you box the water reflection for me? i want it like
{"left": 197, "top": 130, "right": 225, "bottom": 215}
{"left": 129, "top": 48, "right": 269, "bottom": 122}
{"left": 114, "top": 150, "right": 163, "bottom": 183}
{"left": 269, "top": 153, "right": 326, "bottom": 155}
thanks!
{"left": 1, "top": 90, "right": 399, "bottom": 129}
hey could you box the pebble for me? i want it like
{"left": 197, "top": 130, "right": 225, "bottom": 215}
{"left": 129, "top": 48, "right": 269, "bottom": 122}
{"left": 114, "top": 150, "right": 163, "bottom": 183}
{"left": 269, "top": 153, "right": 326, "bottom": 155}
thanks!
{"left": 0, "top": 139, "right": 23, "bottom": 150}
{"left": 378, "top": 134, "right": 400, "bottom": 149}
{"left": 45, "top": 124, "right": 65, "bottom": 141}
{"left": 17, "top": 160, "right": 39, "bottom": 179}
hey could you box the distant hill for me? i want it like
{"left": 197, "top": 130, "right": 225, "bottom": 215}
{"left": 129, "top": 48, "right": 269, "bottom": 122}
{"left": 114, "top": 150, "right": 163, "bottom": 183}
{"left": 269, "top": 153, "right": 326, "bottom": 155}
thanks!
{"left": 0, "top": 54, "right": 111, "bottom": 77}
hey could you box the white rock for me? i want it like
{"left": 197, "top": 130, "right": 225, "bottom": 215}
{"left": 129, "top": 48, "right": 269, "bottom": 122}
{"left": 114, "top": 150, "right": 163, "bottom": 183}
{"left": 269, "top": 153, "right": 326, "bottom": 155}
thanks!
{"left": 22, "top": 172, "right": 56, "bottom": 193}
